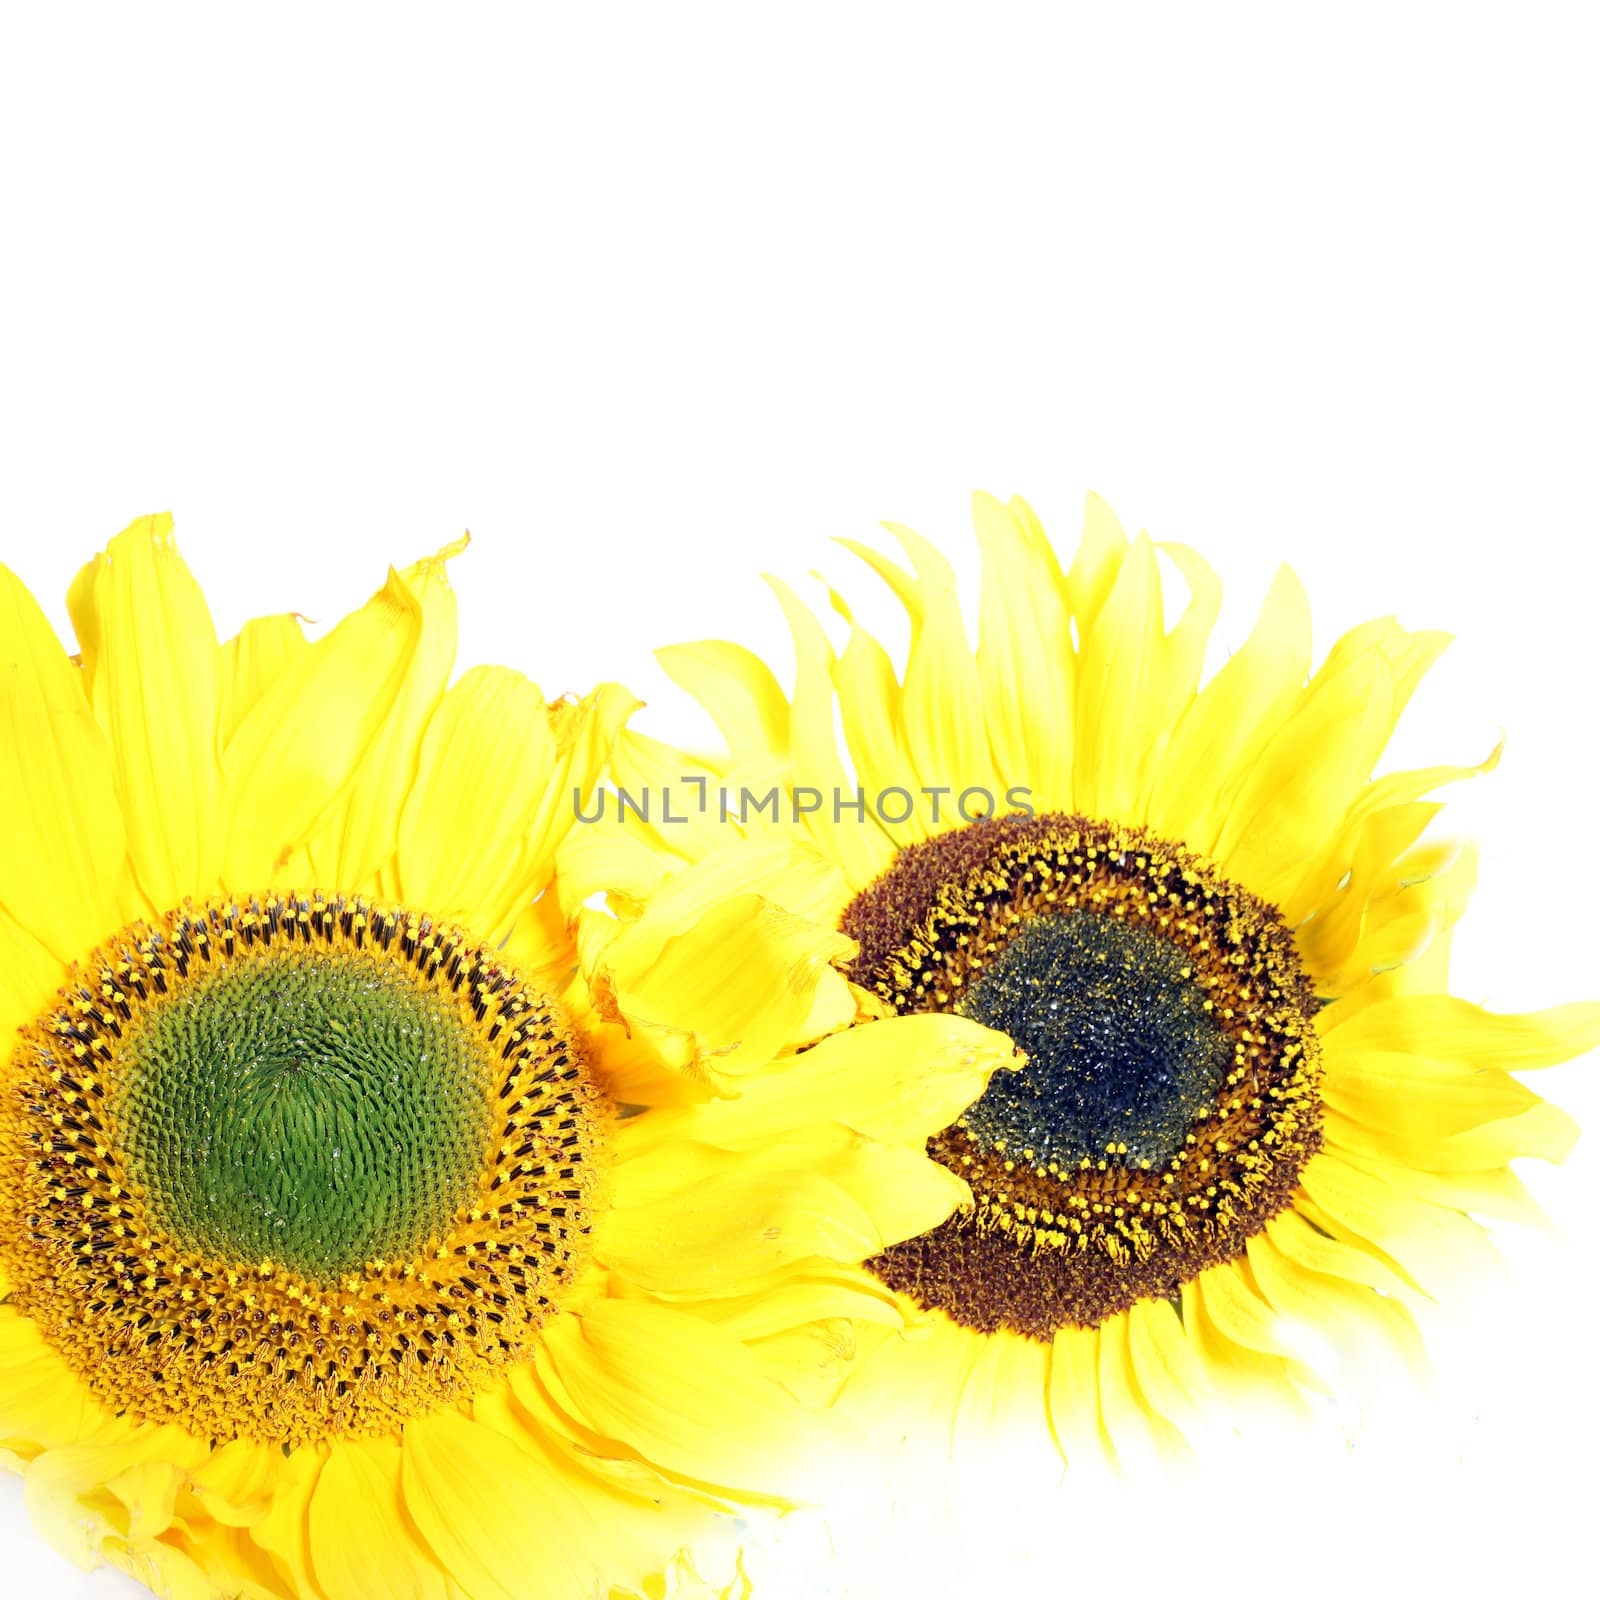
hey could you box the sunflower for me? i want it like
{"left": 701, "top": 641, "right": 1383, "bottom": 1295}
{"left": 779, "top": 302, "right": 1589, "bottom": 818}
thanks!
{"left": 565, "top": 490, "right": 1600, "bottom": 1487}
{"left": 0, "top": 516, "right": 1016, "bottom": 1599}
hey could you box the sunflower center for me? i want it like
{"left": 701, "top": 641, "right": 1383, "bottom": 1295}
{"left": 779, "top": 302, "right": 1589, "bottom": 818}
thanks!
{"left": 954, "top": 912, "right": 1233, "bottom": 1171}
{"left": 842, "top": 813, "right": 1322, "bottom": 1339}
{"left": 119, "top": 949, "right": 491, "bottom": 1282}
{"left": 0, "top": 894, "right": 605, "bottom": 1446}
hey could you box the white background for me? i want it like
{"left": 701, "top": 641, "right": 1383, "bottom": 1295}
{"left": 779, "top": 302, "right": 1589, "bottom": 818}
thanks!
{"left": 2, "top": 5, "right": 1597, "bottom": 1596}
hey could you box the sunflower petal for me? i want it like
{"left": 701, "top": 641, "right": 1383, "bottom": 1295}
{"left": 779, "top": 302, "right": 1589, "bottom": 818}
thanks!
{"left": 826, "top": 584, "right": 923, "bottom": 849}
{"left": 766, "top": 576, "right": 892, "bottom": 883}
{"left": 310, "top": 1438, "right": 450, "bottom": 1600}
{"left": 972, "top": 491, "right": 1074, "bottom": 808}
{"left": 1321, "top": 993, "right": 1600, "bottom": 1072}
{"left": 403, "top": 1405, "right": 647, "bottom": 1600}
{"left": 1212, "top": 646, "right": 1397, "bottom": 904}
{"left": 397, "top": 665, "right": 558, "bottom": 939}
{"left": 1073, "top": 533, "right": 1165, "bottom": 819}
{"left": 0, "top": 564, "right": 128, "bottom": 961}
{"left": 1146, "top": 564, "right": 1312, "bottom": 849}
{"left": 308, "top": 539, "right": 463, "bottom": 889}
{"left": 1046, "top": 1325, "right": 1110, "bottom": 1470}
{"left": 592, "top": 887, "right": 854, "bottom": 1091}
{"left": 1324, "top": 1048, "right": 1540, "bottom": 1141}
{"left": 1125, "top": 1297, "right": 1215, "bottom": 1446}
{"left": 541, "top": 1298, "right": 831, "bottom": 1503}
{"left": 599, "top": 1144, "right": 904, "bottom": 1293}
{"left": 1297, "top": 1149, "right": 1500, "bottom": 1299}
{"left": 0, "top": 1308, "right": 113, "bottom": 1454}
{"left": 219, "top": 564, "right": 425, "bottom": 886}
{"left": 70, "top": 516, "right": 223, "bottom": 909}
{"left": 246, "top": 1444, "right": 323, "bottom": 1600}
{"left": 656, "top": 640, "right": 789, "bottom": 763}
{"left": 948, "top": 1327, "right": 1062, "bottom": 1485}
{"left": 879, "top": 523, "right": 998, "bottom": 806}
{"left": 627, "top": 1011, "right": 1017, "bottom": 1153}
{"left": 218, "top": 613, "right": 309, "bottom": 749}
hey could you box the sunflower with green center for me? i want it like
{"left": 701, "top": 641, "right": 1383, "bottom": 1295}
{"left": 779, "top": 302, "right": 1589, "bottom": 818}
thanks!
{"left": 562, "top": 490, "right": 1600, "bottom": 1481}
{"left": 0, "top": 517, "right": 1015, "bottom": 1599}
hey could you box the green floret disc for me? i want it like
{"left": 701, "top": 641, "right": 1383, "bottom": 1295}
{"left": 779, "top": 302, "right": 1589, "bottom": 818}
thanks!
{"left": 117, "top": 948, "right": 491, "bottom": 1282}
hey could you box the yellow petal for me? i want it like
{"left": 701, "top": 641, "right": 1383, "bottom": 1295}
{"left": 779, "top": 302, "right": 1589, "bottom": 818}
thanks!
{"left": 1246, "top": 1224, "right": 1427, "bottom": 1384}
{"left": 1073, "top": 533, "right": 1165, "bottom": 819}
{"left": 763, "top": 576, "right": 894, "bottom": 883}
{"left": 66, "top": 516, "right": 223, "bottom": 909}
{"left": 219, "top": 562, "right": 427, "bottom": 886}
{"left": 1146, "top": 564, "right": 1312, "bottom": 848}
{"left": 1297, "top": 1148, "right": 1499, "bottom": 1299}
{"left": 1295, "top": 801, "right": 1444, "bottom": 978}
{"left": 1191, "top": 1258, "right": 1295, "bottom": 1363}
{"left": 1046, "top": 1324, "right": 1111, "bottom": 1471}
{"left": 397, "top": 665, "right": 558, "bottom": 939}
{"left": 184, "top": 1437, "right": 282, "bottom": 1529}
{"left": 1264, "top": 1207, "right": 1414, "bottom": 1299}
{"left": 949, "top": 1325, "right": 1063, "bottom": 1485}
{"left": 1285, "top": 740, "right": 1500, "bottom": 925}
{"left": 400, "top": 1408, "right": 694, "bottom": 1600}
{"left": 656, "top": 640, "right": 789, "bottom": 764}
{"left": 599, "top": 1145, "right": 899, "bottom": 1293}
{"left": 528, "top": 683, "right": 650, "bottom": 885}
{"left": 308, "top": 540, "right": 463, "bottom": 889}
{"left": 1093, "top": 1314, "right": 1172, "bottom": 1472}
{"left": 0, "top": 564, "right": 129, "bottom": 962}
{"left": 1065, "top": 491, "right": 1129, "bottom": 626}
{"left": 23, "top": 1421, "right": 207, "bottom": 1571}
{"left": 1327, "top": 840, "right": 1481, "bottom": 1015}
{"left": 0, "top": 905, "right": 68, "bottom": 1052}
{"left": 1324, "top": 1122, "right": 1567, "bottom": 1212}
{"left": 1321, "top": 993, "right": 1600, "bottom": 1072}
{"left": 1125, "top": 1297, "right": 1214, "bottom": 1445}
{"left": 107, "top": 1534, "right": 214, "bottom": 1600}
{"left": 404, "top": 1404, "right": 654, "bottom": 1600}
{"left": 1319, "top": 617, "right": 1451, "bottom": 716}
{"left": 557, "top": 810, "right": 680, "bottom": 917}
{"left": 310, "top": 1437, "right": 450, "bottom": 1600}
{"left": 623, "top": 1011, "right": 1017, "bottom": 1154}
{"left": 540, "top": 1298, "right": 831, "bottom": 1503}
{"left": 972, "top": 491, "right": 1074, "bottom": 809}
{"left": 0, "top": 1307, "right": 113, "bottom": 1454}
{"left": 685, "top": 1263, "right": 906, "bottom": 1345}
{"left": 1212, "top": 646, "right": 1397, "bottom": 904}
{"left": 104, "top": 1456, "right": 188, "bottom": 1541}
{"left": 864, "top": 524, "right": 999, "bottom": 811}
{"left": 218, "top": 612, "right": 308, "bottom": 748}
{"left": 593, "top": 888, "right": 854, "bottom": 1091}
{"left": 1179, "top": 1273, "right": 1310, "bottom": 1413}
{"left": 1324, "top": 1047, "right": 1540, "bottom": 1141}
{"left": 825, "top": 581, "right": 924, "bottom": 850}
{"left": 246, "top": 1443, "right": 323, "bottom": 1600}
{"left": 1150, "top": 543, "right": 1224, "bottom": 738}
{"left": 833, "top": 1316, "right": 971, "bottom": 1471}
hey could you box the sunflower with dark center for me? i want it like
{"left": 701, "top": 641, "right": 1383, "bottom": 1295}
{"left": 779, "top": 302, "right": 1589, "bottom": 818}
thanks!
{"left": 573, "top": 490, "right": 1600, "bottom": 1479}
{"left": 846, "top": 811, "right": 1323, "bottom": 1338}
{"left": 0, "top": 519, "right": 1016, "bottom": 1600}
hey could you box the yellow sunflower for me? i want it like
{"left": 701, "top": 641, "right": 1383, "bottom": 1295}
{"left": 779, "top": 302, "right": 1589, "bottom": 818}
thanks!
{"left": 563, "top": 490, "right": 1600, "bottom": 1485}
{"left": 0, "top": 516, "right": 1015, "bottom": 1599}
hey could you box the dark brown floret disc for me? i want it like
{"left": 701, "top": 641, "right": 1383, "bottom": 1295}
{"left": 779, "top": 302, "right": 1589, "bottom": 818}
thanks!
{"left": 842, "top": 813, "right": 1323, "bottom": 1339}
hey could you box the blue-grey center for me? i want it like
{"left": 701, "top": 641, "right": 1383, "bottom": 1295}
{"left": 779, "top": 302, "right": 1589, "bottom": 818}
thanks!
{"left": 954, "top": 910, "right": 1233, "bottom": 1168}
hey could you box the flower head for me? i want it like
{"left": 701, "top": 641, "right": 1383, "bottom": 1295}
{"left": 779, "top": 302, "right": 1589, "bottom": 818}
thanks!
{"left": 0, "top": 515, "right": 1012, "bottom": 1598}
{"left": 573, "top": 491, "right": 1600, "bottom": 1493}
